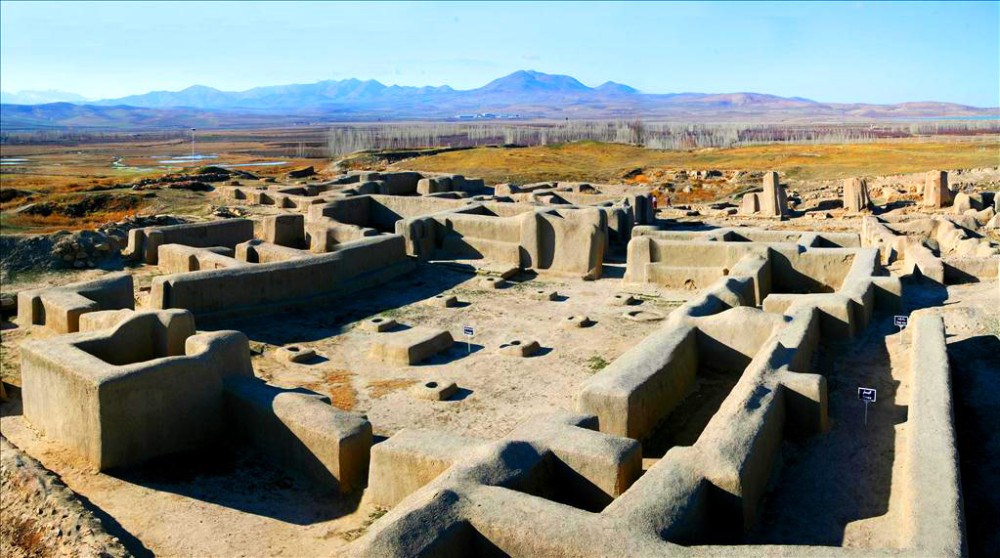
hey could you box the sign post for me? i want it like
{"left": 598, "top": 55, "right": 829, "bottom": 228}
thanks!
{"left": 463, "top": 326, "right": 474, "bottom": 354}
{"left": 894, "top": 315, "right": 908, "bottom": 336}
{"left": 858, "top": 387, "right": 877, "bottom": 426}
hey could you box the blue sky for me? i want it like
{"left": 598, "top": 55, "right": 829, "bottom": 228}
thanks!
{"left": 1, "top": 1, "right": 997, "bottom": 106}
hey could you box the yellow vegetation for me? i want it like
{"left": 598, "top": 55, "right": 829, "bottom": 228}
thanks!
{"left": 367, "top": 378, "right": 418, "bottom": 399}
{"left": 398, "top": 138, "right": 1000, "bottom": 185}
{"left": 303, "top": 369, "right": 357, "bottom": 411}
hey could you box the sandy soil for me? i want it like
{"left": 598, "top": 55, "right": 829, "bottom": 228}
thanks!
{"left": 212, "top": 261, "right": 689, "bottom": 441}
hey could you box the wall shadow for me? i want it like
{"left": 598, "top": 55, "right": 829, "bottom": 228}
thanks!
{"left": 109, "top": 443, "right": 360, "bottom": 525}
{"left": 948, "top": 334, "right": 1000, "bottom": 557}
{"left": 748, "top": 313, "right": 907, "bottom": 545}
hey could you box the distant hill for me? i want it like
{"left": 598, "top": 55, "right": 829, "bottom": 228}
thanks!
{"left": 0, "top": 89, "right": 91, "bottom": 105}
{"left": 1, "top": 70, "right": 996, "bottom": 130}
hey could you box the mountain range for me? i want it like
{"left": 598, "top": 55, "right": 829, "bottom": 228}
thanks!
{"left": 0, "top": 89, "right": 91, "bottom": 105}
{"left": 2, "top": 70, "right": 996, "bottom": 130}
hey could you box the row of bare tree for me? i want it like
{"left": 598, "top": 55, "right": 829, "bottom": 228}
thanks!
{"left": 327, "top": 119, "right": 999, "bottom": 156}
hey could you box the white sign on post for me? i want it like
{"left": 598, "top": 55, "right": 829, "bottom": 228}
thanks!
{"left": 463, "top": 326, "right": 474, "bottom": 353}
{"left": 858, "top": 387, "right": 877, "bottom": 425}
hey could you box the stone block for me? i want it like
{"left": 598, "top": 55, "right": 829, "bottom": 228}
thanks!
{"left": 361, "top": 317, "right": 398, "bottom": 332}
{"left": 497, "top": 339, "right": 541, "bottom": 357}
{"left": 370, "top": 327, "right": 454, "bottom": 365}
{"left": 273, "top": 345, "right": 316, "bottom": 363}
{"left": 411, "top": 380, "right": 458, "bottom": 401}
{"left": 425, "top": 294, "right": 458, "bottom": 308}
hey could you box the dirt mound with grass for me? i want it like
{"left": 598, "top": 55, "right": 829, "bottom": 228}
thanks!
{"left": 0, "top": 436, "right": 130, "bottom": 558}
{"left": 17, "top": 193, "right": 144, "bottom": 219}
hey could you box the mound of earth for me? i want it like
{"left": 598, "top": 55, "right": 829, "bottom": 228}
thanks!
{"left": 0, "top": 436, "right": 130, "bottom": 558}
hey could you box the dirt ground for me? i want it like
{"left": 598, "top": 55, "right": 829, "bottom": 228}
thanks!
{"left": 208, "top": 260, "right": 687, "bottom": 441}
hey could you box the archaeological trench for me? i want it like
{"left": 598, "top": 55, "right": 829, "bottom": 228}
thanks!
{"left": 1, "top": 167, "right": 998, "bottom": 557}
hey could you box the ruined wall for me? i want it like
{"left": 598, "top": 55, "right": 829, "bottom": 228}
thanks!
{"left": 17, "top": 273, "right": 135, "bottom": 333}
{"left": 20, "top": 310, "right": 252, "bottom": 469}
{"left": 350, "top": 231, "right": 938, "bottom": 558}
{"left": 149, "top": 235, "right": 414, "bottom": 318}
{"left": 124, "top": 219, "right": 255, "bottom": 264}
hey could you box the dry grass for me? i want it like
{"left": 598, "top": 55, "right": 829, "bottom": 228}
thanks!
{"left": 340, "top": 507, "right": 388, "bottom": 542}
{"left": 397, "top": 137, "right": 1000, "bottom": 185}
{"left": 0, "top": 516, "right": 49, "bottom": 558}
{"left": 303, "top": 369, "right": 357, "bottom": 411}
{"left": 367, "top": 378, "right": 418, "bottom": 399}
{"left": 2, "top": 210, "right": 137, "bottom": 233}
{"left": 1, "top": 190, "right": 151, "bottom": 233}
{"left": 1, "top": 127, "right": 330, "bottom": 233}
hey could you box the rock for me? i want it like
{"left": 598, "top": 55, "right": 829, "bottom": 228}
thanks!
{"left": 956, "top": 238, "right": 981, "bottom": 257}
{"left": 952, "top": 192, "right": 971, "bottom": 214}
{"left": 211, "top": 206, "right": 244, "bottom": 218}
{"left": 360, "top": 317, "right": 398, "bottom": 332}
{"left": 923, "top": 170, "right": 952, "bottom": 208}
{"left": 479, "top": 277, "right": 507, "bottom": 289}
{"left": 972, "top": 205, "right": 997, "bottom": 227}
{"left": 740, "top": 193, "right": 760, "bottom": 215}
{"left": 843, "top": 177, "right": 872, "bottom": 213}
{"left": 530, "top": 290, "right": 559, "bottom": 301}
{"left": 272, "top": 345, "right": 317, "bottom": 363}
{"left": 952, "top": 192, "right": 984, "bottom": 214}
{"left": 497, "top": 339, "right": 541, "bottom": 357}
{"left": 606, "top": 293, "right": 637, "bottom": 306}
{"left": 760, "top": 171, "right": 789, "bottom": 217}
{"left": 494, "top": 183, "right": 516, "bottom": 196}
{"left": 976, "top": 243, "right": 998, "bottom": 257}
{"left": 424, "top": 294, "right": 458, "bottom": 308}
{"left": 287, "top": 166, "right": 316, "bottom": 179}
{"left": 561, "top": 315, "right": 592, "bottom": 329}
{"left": 410, "top": 380, "right": 458, "bottom": 401}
